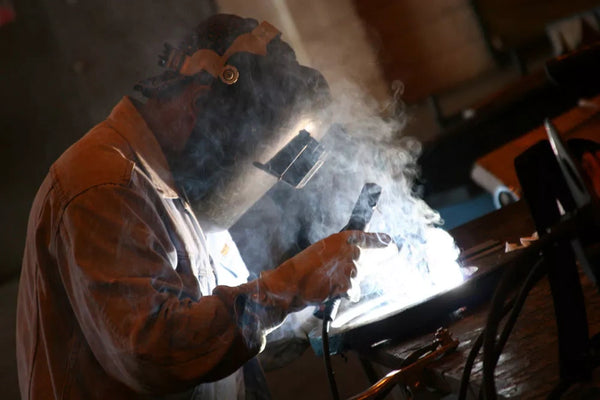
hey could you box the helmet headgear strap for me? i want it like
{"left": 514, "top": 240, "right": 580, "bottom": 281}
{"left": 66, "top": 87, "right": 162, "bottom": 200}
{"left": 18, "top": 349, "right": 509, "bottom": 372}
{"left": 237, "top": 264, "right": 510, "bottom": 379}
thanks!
{"left": 162, "top": 21, "right": 280, "bottom": 85}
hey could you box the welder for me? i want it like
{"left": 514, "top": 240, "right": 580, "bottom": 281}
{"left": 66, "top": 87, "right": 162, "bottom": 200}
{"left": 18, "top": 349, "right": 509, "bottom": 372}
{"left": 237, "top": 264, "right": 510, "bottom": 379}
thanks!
{"left": 16, "top": 14, "right": 390, "bottom": 400}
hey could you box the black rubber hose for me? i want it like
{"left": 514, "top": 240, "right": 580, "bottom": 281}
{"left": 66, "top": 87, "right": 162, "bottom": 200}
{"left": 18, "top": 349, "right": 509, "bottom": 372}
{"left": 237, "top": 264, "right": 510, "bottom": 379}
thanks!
{"left": 323, "top": 317, "right": 340, "bottom": 400}
{"left": 494, "top": 258, "right": 546, "bottom": 362}
{"left": 458, "top": 298, "right": 516, "bottom": 400}
{"left": 481, "top": 263, "right": 521, "bottom": 400}
{"left": 481, "top": 257, "right": 546, "bottom": 400}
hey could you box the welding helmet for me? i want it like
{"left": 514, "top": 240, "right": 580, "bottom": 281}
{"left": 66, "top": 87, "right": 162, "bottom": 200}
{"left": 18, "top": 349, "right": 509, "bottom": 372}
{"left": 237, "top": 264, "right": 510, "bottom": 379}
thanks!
{"left": 136, "top": 15, "right": 331, "bottom": 231}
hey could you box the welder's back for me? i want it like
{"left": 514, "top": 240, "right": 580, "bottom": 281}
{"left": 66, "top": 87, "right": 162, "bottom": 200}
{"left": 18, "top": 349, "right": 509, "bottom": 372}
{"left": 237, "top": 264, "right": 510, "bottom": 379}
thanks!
{"left": 16, "top": 97, "right": 251, "bottom": 400}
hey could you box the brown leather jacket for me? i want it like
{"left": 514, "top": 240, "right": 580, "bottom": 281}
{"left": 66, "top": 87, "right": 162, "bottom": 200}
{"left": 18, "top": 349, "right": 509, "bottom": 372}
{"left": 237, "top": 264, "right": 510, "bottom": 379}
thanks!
{"left": 16, "top": 97, "right": 259, "bottom": 399}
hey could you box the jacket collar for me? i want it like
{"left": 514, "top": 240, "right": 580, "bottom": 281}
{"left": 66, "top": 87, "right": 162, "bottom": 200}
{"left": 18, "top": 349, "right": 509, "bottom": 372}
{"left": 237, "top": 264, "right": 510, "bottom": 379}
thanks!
{"left": 106, "top": 96, "right": 180, "bottom": 199}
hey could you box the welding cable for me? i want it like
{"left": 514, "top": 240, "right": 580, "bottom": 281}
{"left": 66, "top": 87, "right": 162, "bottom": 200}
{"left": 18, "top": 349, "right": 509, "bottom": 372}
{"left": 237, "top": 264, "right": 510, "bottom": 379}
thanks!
{"left": 493, "top": 257, "right": 546, "bottom": 361}
{"left": 459, "top": 244, "right": 547, "bottom": 399}
{"left": 481, "top": 256, "right": 547, "bottom": 400}
{"left": 457, "top": 298, "right": 516, "bottom": 400}
{"left": 479, "top": 260, "right": 525, "bottom": 400}
{"left": 475, "top": 219, "right": 583, "bottom": 399}
{"left": 322, "top": 314, "right": 341, "bottom": 400}
{"left": 480, "top": 264, "right": 526, "bottom": 400}
{"left": 458, "top": 329, "right": 484, "bottom": 400}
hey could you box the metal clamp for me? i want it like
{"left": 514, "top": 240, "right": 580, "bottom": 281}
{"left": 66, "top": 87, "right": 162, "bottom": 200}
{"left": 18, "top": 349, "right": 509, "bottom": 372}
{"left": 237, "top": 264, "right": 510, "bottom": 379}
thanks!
{"left": 348, "top": 328, "right": 459, "bottom": 400}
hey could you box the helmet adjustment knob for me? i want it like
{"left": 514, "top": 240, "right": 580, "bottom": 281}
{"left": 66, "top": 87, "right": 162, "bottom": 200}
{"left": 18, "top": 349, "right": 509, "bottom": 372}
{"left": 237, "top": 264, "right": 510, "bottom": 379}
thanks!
{"left": 220, "top": 65, "right": 239, "bottom": 85}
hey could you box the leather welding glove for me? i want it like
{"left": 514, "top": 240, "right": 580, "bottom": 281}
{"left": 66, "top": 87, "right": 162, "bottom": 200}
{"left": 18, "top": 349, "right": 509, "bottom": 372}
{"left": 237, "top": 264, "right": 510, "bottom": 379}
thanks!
{"left": 213, "top": 231, "right": 391, "bottom": 349}
{"left": 258, "top": 230, "right": 392, "bottom": 311}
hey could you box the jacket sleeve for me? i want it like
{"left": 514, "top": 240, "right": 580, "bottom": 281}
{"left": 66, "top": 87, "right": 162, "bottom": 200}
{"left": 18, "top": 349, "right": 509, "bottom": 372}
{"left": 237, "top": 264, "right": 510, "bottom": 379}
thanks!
{"left": 54, "top": 182, "right": 261, "bottom": 394}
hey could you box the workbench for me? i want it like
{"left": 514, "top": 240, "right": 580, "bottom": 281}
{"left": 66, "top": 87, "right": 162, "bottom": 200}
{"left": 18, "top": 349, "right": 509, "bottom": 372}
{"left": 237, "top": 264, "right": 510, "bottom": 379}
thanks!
{"left": 358, "top": 201, "right": 600, "bottom": 399}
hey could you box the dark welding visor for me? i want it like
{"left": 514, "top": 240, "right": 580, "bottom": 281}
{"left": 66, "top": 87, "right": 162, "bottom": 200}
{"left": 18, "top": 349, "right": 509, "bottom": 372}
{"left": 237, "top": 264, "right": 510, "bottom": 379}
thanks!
{"left": 253, "top": 129, "right": 326, "bottom": 189}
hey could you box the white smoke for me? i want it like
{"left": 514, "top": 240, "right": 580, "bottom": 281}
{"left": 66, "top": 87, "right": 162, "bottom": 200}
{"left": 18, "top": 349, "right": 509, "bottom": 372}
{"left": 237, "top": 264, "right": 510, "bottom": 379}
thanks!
{"left": 301, "top": 79, "right": 434, "bottom": 244}
{"left": 293, "top": 80, "right": 464, "bottom": 330}
{"left": 234, "top": 80, "right": 464, "bottom": 350}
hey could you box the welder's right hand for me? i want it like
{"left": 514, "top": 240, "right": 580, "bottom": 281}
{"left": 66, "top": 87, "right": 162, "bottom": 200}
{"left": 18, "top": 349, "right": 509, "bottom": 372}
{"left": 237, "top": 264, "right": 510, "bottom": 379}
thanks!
{"left": 259, "top": 230, "right": 392, "bottom": 312}
{"left": 212, "top": 231, "right": 393, "bottom": 351}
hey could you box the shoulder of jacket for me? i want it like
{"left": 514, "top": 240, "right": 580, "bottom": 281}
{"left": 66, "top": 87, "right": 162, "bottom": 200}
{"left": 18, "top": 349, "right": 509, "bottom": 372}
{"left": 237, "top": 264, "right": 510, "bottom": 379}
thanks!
{"left": 51, "top": 121, "right": 136, "bottom": 203}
